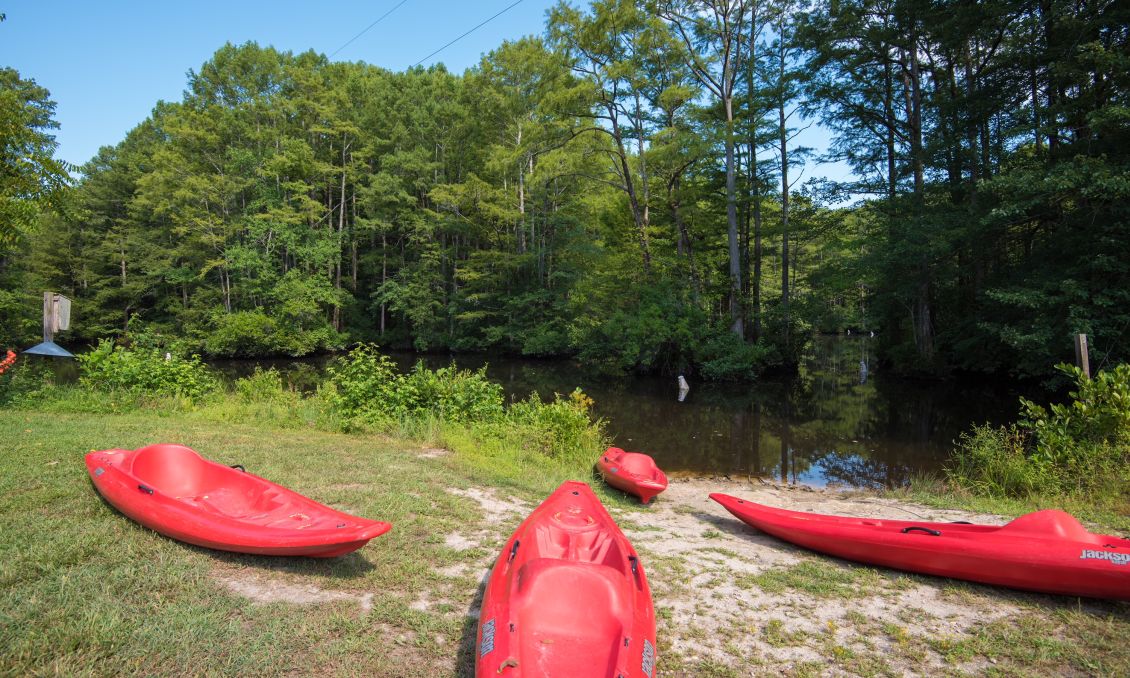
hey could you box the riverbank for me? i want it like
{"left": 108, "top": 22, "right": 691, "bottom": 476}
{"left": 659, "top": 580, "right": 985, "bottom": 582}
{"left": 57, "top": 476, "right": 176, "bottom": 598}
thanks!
{"left": 2, "top": 409, "right": 1126, "bottom": 676}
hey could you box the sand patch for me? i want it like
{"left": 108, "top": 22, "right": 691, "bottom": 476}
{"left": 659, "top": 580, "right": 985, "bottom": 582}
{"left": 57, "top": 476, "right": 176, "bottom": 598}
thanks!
{"left": 417, "top": 448, "right": 450, "bottom": 459}
{"left": 620, "top": 478, "right": 1029, "bottom": 675}
{"left": 445, "top": 487, "right": 528, "bottom": 524}
{"left": 216, "top": 572, "right": 373, "bottom": 612}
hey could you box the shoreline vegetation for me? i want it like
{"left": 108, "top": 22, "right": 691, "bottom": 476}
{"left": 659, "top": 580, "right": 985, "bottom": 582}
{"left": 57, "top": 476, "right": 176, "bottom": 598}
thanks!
{"left": 1, "top": 344, "right": 1127, "bottom": 675}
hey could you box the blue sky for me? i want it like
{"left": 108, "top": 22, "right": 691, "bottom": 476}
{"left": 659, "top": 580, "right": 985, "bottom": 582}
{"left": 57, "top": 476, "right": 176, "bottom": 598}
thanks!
{"left": 2, "top": 0, "right": 849, "bottom": 187}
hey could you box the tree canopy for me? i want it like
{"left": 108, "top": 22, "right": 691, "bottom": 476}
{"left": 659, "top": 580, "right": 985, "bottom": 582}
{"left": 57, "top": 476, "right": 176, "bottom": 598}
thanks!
{"left": 2, "top": 0, "right": 1127, "bottom": 381}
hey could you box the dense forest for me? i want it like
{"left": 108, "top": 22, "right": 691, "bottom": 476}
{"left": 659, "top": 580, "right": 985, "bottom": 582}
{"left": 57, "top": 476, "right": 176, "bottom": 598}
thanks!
{"left": 1, "top": 0, "right": 1127, "bottom": 380}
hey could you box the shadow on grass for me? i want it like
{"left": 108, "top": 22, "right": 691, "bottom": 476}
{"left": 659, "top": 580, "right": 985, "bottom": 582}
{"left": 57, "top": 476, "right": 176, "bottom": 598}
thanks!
{"left": 455, "top": 566, "right": 491, "bottom": 677}
{"left": 206, "top": 548, "right": 376, "bottom": 578}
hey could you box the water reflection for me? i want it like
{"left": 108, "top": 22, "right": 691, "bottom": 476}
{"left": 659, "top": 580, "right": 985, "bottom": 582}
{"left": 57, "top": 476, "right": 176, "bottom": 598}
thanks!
{"left": 212, "top": 336, "right": 1020, "bottom": 489}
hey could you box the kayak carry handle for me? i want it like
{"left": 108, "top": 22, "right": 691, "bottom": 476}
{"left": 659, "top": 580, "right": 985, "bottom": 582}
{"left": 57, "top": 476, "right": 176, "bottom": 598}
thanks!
{"left": 901, "top": 526, "right": 941, "bottom": 536}
{"left": 138, "top": 484, "right": 155, "bottom": 495}
{"left": 629, "top": 555, "right": 639, "bottom": 576}
{"left": 230, "top": 464, "right": 246, "bottom": 472}
{"left": 508, "top": 540, "right": 520, "bottom": 562}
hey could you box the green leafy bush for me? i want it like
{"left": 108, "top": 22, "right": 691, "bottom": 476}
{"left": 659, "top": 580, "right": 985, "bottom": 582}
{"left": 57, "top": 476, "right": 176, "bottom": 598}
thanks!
{"left": 695, "top": 332, "right": 777, "bottom": 381}
{"left": 505, "top": 389, "right": 603, "bottom": 463}
{"left": 948, "top": 363, "right": 1130, "bottom": 501}
{"left": 323, "top": 345, "right": 504, "bottom": 430}
{"left": 398, "top": 363, "right": 504, "bottom": 423}
{"left": 78, "top": 340, "right": 218, "bottom": 400}
{"left": 234, "top": 367, "right": 292, "bottom": 403}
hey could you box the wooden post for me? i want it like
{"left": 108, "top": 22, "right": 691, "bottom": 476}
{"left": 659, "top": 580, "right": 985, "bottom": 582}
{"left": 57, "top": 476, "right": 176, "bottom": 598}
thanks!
{"left": 42, "top": 292, "right": 55, "bottom": 343}
{"left": 1074, "top": 333, "right": 1090, "bottom": 379}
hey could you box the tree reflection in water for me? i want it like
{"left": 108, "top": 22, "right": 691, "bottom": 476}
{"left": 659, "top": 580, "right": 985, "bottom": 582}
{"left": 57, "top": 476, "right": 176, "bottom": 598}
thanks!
{"left": 212, "top": 336, "right": 1022, "bottom": 489}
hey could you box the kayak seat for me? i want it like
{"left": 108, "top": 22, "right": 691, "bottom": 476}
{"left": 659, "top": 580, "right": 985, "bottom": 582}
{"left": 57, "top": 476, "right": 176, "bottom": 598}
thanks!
{"left": 130, "top": 443, "right": 215, "bottom": 497}
{"left": 998, "top": 509, "right": 1100, "bottom": 543}
{"left": 514, "top": 557, "right": 626, "bottom": 675}
{"left": 131, "top": 444, "right": 287, "bottom": 520}
{"left": 533, "top": 523, "right": 626, "bottom": 567}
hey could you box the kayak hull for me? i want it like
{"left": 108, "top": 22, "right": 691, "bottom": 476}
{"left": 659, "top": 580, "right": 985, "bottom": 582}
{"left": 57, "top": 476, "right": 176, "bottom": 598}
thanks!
{"left": 711, "top": 493, "right": 1130, "bottom": 601}
{"left": 476, "top": 481, "right": 657, "bottom": 678}
{"left": 86, "top": 444, "right": 391, "bottom": 557}
{"left": 596, "top": 448, "right": 668, "bottom": 504}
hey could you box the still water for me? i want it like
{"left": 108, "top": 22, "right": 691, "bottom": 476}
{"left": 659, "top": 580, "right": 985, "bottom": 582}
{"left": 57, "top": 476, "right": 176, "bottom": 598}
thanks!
{"left": 215, "top": 336, "right": 1020, "bottom": 490}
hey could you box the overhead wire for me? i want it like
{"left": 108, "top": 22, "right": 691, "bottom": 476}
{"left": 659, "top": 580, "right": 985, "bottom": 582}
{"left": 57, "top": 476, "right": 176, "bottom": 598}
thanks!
{"left": 329, "top": 0, "right": 412, "bottom": 58}
{"left": 412, "top": 0, "right": 525, "bottom": 68}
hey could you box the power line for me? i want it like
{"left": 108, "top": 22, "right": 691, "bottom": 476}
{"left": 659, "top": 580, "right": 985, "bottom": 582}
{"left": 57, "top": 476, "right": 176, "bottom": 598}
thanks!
{"left": 412, "top": 0, "right": 524, "bottom": 68}
{"left": 329, "top": 0, "right": 412, "bottom": 59}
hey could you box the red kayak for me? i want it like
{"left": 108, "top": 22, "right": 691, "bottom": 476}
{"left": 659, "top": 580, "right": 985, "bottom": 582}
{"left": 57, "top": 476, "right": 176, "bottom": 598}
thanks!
{"left": 86, "top": 444, "right": 391, "bottom": 557}
{"left": 477, "top": 481, "right": 657, "bottom": 678}
{"left": 711, "top": 493, "right": 1130, "bottom": 600}
{"left": 596, "top": 447, "right": 668, "bottom": 504}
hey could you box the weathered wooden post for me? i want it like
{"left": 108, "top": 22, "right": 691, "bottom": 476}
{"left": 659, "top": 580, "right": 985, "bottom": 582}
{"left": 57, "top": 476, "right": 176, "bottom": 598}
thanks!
{"left": 1074, "top": 333, "right": 1090, "bottom": 379}
{"left": 25, "top": 292, "right": 74, "bottom": 357}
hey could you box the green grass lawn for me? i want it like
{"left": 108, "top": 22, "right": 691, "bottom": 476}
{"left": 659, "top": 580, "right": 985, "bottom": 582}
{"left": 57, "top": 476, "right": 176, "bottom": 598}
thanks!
{"left": 0, "top": 410, "right": 603, "bottom": 676}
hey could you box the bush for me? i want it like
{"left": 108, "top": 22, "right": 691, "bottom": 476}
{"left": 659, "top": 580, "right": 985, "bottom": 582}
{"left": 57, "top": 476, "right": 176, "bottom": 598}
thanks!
{"left": 323, "top": 345, "right": 505, "bottom": 430}
{"left": 948, "top": 363, "right": 1130, "bottom": 501}
{"left": 234, "top": 367, "right": 293, "bottom": 404}
{"left": 78, "top": 340, "right": 218, "bottom": 400}
{"left": 695, "top": 332, "right": 777, "bottom": 381}
{"left": 505, "top": 389, "right": 603, "bottom": 462}
{"left": 321, "top": 344, "right": 402, "bottom": 430}
{"left": 203, "top": 310, "right": 345, "bottom": 357}
{"left": 398, "top": 363, "right": 504, "bottom": 423}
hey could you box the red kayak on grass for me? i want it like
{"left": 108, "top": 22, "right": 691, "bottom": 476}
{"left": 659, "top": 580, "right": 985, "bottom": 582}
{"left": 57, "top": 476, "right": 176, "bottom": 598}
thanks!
{"left": 476, "top": 481, "right": 657, "bottom": 678}
{"left": 596, "top": 447, "right": 668, "bottom": 504}
{"left": 85, "top": 444, "right": 391, "bottom": 557}
{"left": 711, "top": 493, "right": 1130, "bottom": 601}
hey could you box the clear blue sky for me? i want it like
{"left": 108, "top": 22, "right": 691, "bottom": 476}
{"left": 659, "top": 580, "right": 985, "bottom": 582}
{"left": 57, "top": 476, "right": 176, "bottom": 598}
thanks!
{"left": 2, "top": 0, "right": 849, "bottom": 187}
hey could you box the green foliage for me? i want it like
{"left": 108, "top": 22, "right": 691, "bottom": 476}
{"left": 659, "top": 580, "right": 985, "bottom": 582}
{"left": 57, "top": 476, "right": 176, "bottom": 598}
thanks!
{"left": 77, "top": 340, "right": 218, "bottom": 400}
{"left": 949, "top": 364, "right": 1130, "bottom": 503}
{"left": 233, "top": 367, "right": 292, "bottom": 404}
{"left": 322, "top": 344, "right": 504, "bottom": 430}
{"left": 505, "top": 389, "right": 602, "bottom": 462}
{"left": 695, "top": 331, "right": 777, "bottom": 381}
{"left": 0, "top": 67, "right": 71, "bottom": 253}
{"left": 321, "top": 344, "right": 402, "bottom": 430}
{"left": 0, "top": 358, "right": 53, "bottom": 406}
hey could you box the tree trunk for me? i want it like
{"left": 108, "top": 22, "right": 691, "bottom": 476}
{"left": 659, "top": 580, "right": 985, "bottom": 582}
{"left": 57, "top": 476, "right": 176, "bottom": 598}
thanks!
{"left": 724, "top": 95, "right": 743, "bottom": 337}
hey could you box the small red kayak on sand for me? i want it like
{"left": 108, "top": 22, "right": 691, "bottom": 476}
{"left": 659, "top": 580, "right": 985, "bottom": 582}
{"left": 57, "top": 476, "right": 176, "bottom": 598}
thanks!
{"left": 476, "top": 481, "right": 657, "bottom": 678}
{"left": 596, "top": 447, "right": 668, "bottom": 504}
{"left": 711, "top": 493, "right": 1130, "bottom": 601}
{"left": 86, "top": 444, "right": 391, "bottom": 557}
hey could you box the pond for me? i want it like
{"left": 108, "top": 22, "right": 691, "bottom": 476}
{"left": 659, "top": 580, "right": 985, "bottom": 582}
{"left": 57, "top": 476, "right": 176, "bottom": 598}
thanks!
{"left": 213, "top": 335, "right": 1022, "bottom": 490}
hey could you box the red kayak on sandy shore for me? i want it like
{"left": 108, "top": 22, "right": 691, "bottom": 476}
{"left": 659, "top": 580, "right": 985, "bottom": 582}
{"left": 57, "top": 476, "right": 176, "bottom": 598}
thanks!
{"left": 596, "top": 447, "right": 668, "bottom": 504}
{"left": 476, "top": 481, "right": 657, "bottom": 678}
{"left": 85, "top": 444, "right": 391, "bottom": 557}
{"left": 711, "top": 493, "right": 1130, "bottom": 600}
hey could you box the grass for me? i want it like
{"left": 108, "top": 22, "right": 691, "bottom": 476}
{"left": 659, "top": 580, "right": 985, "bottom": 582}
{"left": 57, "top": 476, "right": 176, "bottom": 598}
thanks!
{"left": 4, "top": 397, "right": 1130, "bottom": 676}
{"left": 0, "top": 408, "right": 608, "bottom": 676}
{"left": 889, "top": 472, "right": 1130, "bottom": 534}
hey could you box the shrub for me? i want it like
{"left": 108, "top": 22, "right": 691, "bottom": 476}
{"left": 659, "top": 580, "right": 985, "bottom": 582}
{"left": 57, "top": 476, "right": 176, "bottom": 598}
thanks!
{"left": 234, "top": 367, "right": 292, "bottom": 403}
{"left": 695, "top": 332, "right": 777, "bottom": 381}
{"left": 322, "top": 344, "right": 402, "bottom": 430}
{"left": 948, "top": 363, "right": 1130, "bottom": 500}
{"left": 398, "top": 363, "right": 504, "bottom": 423}
{"left": 78, "top": 340, "right": 218, "bottom": 400}
{"left": 506, "top": 389, "right": 603, "bottom": 463}
{"left": 322, "top": 345, "right": 504, "bottom": 430}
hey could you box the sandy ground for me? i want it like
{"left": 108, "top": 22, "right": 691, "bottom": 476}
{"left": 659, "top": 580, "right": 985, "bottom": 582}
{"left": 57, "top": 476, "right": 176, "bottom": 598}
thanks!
{"left": 616, "top": 478, "right": 1016, "bottom": 675}
{"left": 210, "top": 463, "right": 1120, "bottom": 676}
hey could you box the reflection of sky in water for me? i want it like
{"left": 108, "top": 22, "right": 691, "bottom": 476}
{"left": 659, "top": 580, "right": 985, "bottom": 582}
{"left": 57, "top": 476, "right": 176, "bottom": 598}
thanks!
{"left": 211, "top": 336, "right": 1024, "bottom": 490}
